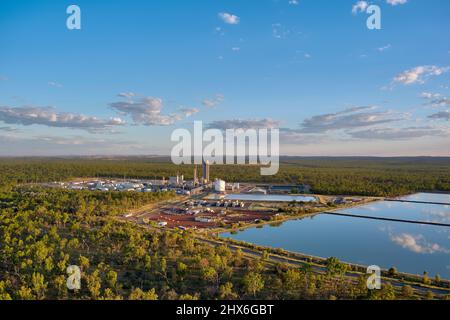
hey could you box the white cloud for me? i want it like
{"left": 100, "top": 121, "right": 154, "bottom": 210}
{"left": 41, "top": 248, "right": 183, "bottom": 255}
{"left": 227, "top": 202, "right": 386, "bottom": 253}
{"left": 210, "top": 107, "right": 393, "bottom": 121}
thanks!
{"left": 272, "top": 23, "right": 290, "bottom": 39}
{"left": 110, "top": 97, "right": 187, "bottom": 126}
{"left": 218, "top": 12, "right": 240, "bottom": 25}
{"left": 214, "top": 27, "right": 225, "bottom": 36}
{"left": 386, "top": 0, "right": 407, "bottom": 6}
{"left": 280, "top": 128, "right": 327, "bottom": 145}
{"left": 288, "top": 0, "right": 299, "bottom": 5}
{"left": 178, "top": 107, "right": 200, "bottom": 117}
{"left": 391, "top": 233, "right": 449, "bottom": 254}
{"left": 0, "top": 134, "right": 151, "bottom": 156}
{"left": 349, "top": 126, "right": 449, "bottom": 140}
{"left": 420, "top": 92, "right": 441, "bottom": 99}
{"left": 298, "top": 106, "right": 406, "bottom": 133}
{"left": 202, "top": 94, "right": 224, "bottom": 108}
{"left": 0, "top": 126, "right": 18, "bottom": 132}
{"left": 207, "top": 118, "right": 281, "bottom": 130}
{"left": 394, "top": 65, "right": 450, "bottom": 85}
{"left": 420, "top": 92, "right": 450, "bottom": 108}
{"left": 48, "top": 81, "right": 63, "bottom": 88}
{"left": 428, "top": 98, "right": 450, "bottom": 109}
{"left": 118, "top": 92, "right": 135, "bottom": 99}
{"left": 281, "top": 105, "right": 449, "bottom": 144}
{"left": 0, "top": 106, "right": 124, "bottom": 133}
{"left": 429, "top": 111, "right": 450, "bottom": 121}
{"left": 378, "top": 44, "right": 391, "bottom": 52}
{"left": 420, "top": 208, "right": 450, "bottom": 224}
{"left": 352, "top": 1, "right": 369, "bottom": 15}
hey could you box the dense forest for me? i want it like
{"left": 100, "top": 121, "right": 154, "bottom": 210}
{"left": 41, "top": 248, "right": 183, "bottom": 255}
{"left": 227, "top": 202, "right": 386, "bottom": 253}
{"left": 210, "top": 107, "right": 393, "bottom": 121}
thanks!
{"left": 0, "top": 157, "right": 449, "bottom": 300}
{"left": 0, "top": 186, "right": 424, "bottom": 300}
{"left": 0, "top": 157, "right": 449, "bottom": 196}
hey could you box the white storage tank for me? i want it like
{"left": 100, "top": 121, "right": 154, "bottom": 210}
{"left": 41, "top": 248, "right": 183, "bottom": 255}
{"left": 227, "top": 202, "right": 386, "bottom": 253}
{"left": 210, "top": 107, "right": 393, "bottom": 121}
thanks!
{"left": 214, "top": 179, "right": 226, "bottom": 193}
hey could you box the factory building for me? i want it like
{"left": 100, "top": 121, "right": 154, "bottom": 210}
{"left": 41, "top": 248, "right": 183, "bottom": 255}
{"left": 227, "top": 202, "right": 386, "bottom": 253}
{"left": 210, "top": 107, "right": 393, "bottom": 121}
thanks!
{"left": 169, "top": 175, "right": 184, "bottom": 186}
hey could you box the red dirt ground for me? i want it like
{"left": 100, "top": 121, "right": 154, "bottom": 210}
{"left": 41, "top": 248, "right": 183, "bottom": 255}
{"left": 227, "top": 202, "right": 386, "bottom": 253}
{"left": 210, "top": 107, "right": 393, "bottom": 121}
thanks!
{"left": 142, "top": 209, "right": 276, "bottom": 229}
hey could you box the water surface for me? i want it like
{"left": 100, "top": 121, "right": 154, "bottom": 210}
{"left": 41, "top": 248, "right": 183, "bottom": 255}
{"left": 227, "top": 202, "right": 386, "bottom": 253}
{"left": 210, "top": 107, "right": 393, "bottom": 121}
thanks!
{"left": 333, "top": 201, "right": 450, "bottom": 224}
{"left": 398, "top": 193, "right": 450, "bottom": 204}
{"left": 222, "top": 198, "right": 450, "bottom": 278}
{"left": 224, "top": 194, "right": 317, "bottom": 202}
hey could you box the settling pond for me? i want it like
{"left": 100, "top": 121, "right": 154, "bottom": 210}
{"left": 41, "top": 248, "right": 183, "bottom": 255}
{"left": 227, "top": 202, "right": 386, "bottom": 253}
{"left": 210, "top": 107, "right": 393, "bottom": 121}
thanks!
{"left": 223, "top": 194, "right": 317, "bottom": 203}
{"left": 221, "top": 193, "right": 450, "bottom": 278}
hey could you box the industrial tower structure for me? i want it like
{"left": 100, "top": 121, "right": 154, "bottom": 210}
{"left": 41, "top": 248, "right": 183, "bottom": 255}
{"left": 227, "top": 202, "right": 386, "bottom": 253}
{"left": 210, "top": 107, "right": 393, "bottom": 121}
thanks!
{"left": 193, "top": 165, "right": 198, "bottom": 185}
{"left": 202, "top": 160, "right": 210, "bottom": 183}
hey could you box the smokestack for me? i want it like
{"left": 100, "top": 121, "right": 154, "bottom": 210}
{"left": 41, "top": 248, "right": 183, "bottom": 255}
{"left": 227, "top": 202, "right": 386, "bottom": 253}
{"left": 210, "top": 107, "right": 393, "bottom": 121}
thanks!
{"left": 202, "top": 160, "right": 210, "bottom": 183}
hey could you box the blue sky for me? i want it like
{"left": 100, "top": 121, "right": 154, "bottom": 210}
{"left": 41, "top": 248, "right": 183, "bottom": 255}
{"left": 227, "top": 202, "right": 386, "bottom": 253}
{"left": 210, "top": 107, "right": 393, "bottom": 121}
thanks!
{"left": 0, "top": 0, "right": 449, "bottom": 156}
